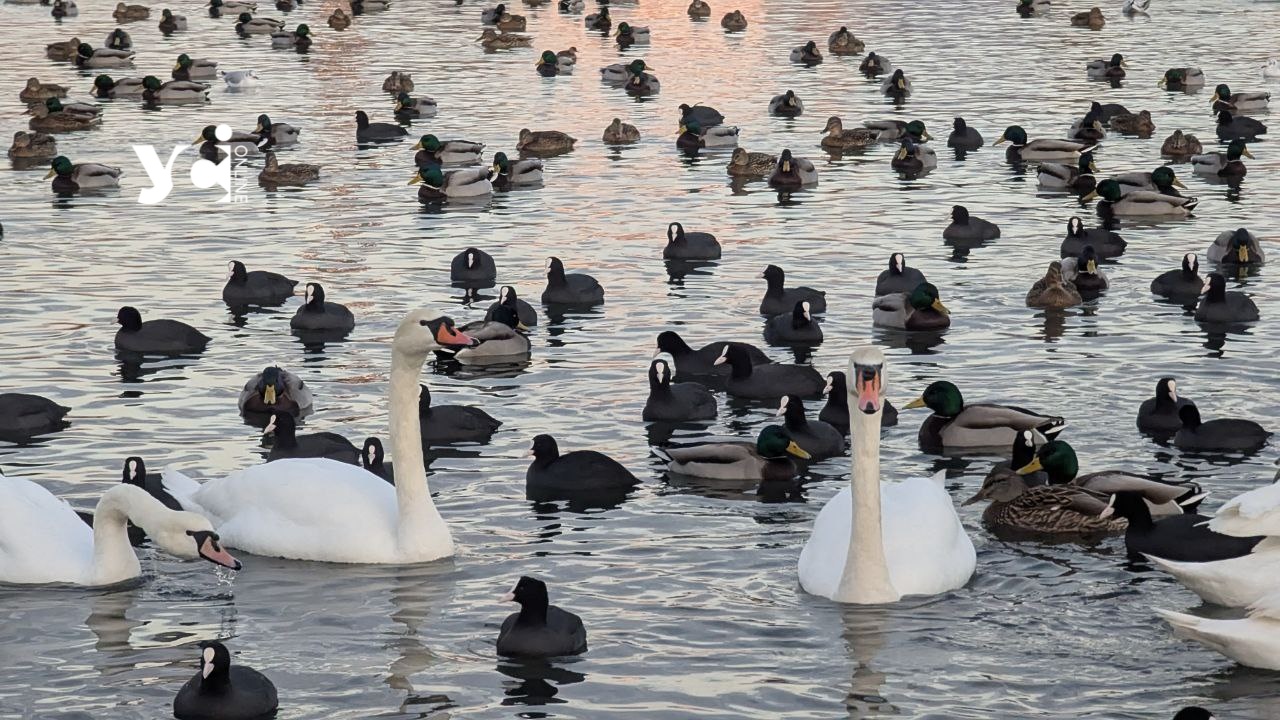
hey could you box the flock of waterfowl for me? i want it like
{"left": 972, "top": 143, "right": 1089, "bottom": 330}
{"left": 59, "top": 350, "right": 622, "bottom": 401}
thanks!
{"left": 1, "top": 0, "right": 1279, "bottom": 715}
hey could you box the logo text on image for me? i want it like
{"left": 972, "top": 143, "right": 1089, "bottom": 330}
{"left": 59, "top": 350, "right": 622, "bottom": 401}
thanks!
{"left": 134, "top": 124, "right": 253, "bottom": 205}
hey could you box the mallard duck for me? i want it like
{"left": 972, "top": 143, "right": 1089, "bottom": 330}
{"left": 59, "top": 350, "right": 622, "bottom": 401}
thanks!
{"left": 583, "top": 6, "right": 608, "bottom": 29}
{"left": 687, "top": 0, "right": 710, "bottom": 17}
{"left": 413, "top": 134, "right": 483, "bottom": 165}
{"left": 517, "top": 129, "right": 576, "bottom": 155}
{"left": 820, "top": 116, "right": 876, "bottom": 151}
{"left": 1070, "top": 6, "right": 1104, "bottom": 29}
{"left": 350, "top": 0, "right": 389, "bottom": 13}
{"left": 790, "top": 41, "right": 823, "bottom": 65}
{"left": 1114, "top": 166, "right": 1182, "bottom": 197}
{"left": 964, "top": 471, "right": 1125, "bottom": 536}
{"left": 382, "top": 71, "right": 413, "bottom": 93}
{"left": 26, "top": 99, "right": 100, "bottom": 132}
{"left": 219, "top": 69, "right": 259, "bottom": 89}
{"left": 480, "top": 2, "right": 505, "bottom": 22}
{"left": 615, "top": 22, "right": 650, "bottom": 46}
{"left": 859, "top": 51, "right": 890, "bottom": 75}
{"left": 1084, "top": 179, "right": 1198, "bottom": 217}
{"left": 105, "top": 28, "right": 133, "bottom": 50}
{"left": 75, "top": 43, "right": 135, "bottom": 69}
{"left": 1026, "top": 261, "right": 1082, "bottom": 309}
{"left": 1015, "top": 441, "right": 1205, "bottom": 517}
{"left": 491, "top": 151, "right": 543, "bottom": 186}
{"left": 1060, "top": 246, "right": 1108, "bottom": 296}
{"left": 726, "top": 148, "right": 776, "bottom": 177}
{"left": 91, "top": 74, "right": 145, "bottom": 98}
{"left": 209, "top": 0, "right": 257, "bottom": 15}
{"left": 944, "top": 205, "right": 999, "bottom": 241}
{"left": 1151, "top": 254, "right": 1203, "bottom": 303}
{"left": 827, "top": 26, "right": 863, "bottom": 55}
{"left": 676, "top": 120, "right": 738, "bottom": 151}
{"left": 1161, "top": 130, "right": 1203, "bottom": 160}
{"left": 881, "top": 69, "right": 912, "bottom": 100}
{"left": 1212, "top": 83, "right": 1270, "bottom": 113}
{"left": 193, "top": 124, "right": 261, "bottom": 160}
{"left": 947, "top": 117, "right": 983, "bottom": 151}
{"left": 1195, "top": 272, "right": 1259, "bottom": 324}
{"left": 394, "top": 92, "right": 437, "bottom": 119}
{"left": 159, "top": 9, "right": 187, "bottom": 32}
{"left": 45, "top": 155, "right": 121, "bottom": 193}
{"left": 768, "top": 90, "right": 803, "bottom": 117}
{"left": 873, "top": 282, "right": 950, "bottom": 330}
{"left": 655, "top": 425, "right": 808, "bottom": 482}
{"left": 172, "top": 53, "right": 217, "bottom": 81}
{"left": 355, "top": 110, "right": 407, "bottom": 142}
{"left": 1062, "top": 216, "right": 1126, "bottom": 259}
{"left": 142, "top": 76, "right": 209, "bottom": 104}
{"left": 235, "top": 12, "right": 284, "bottom": 34}
{"left": 253, "top": 114, "right": 298, "bottom": 147}
{"left": 447, "top": 308, "right": 530, "bottom": 365}
{"left": 113, "top": 2, "right": 149, "bottom": 21}
{"left": 276, "top": 0, "right": 299, "bottom": 10}
{"left": 602, "top": 118, "right": 640, "bottom": 144}
{"left": 46, "top": 38, "right": 81, "bottom": 61}
{"left": 555, "top": 47, "right": 577, "bottom": 72}
{"left": 1216, "top": 110, "right": 1267, "bottom": 141}
{"left": 409, "top": 165, "right": 492, "bottom": 200}
{"left": 891, "top": 138, "right": 937, "bottom": 174}
{"left": 875, "top": 253, "right": 928, "bottom": 296}
{"left": 479, "top": 28, "right": 531, "bottom": 49}
{"left": 1159, "top": 67, "right": 1204, "bottom": 91}
{"left": 1037, "top": 151, "right": 1097, "bottom": 193}
{"left": 270, "top": 23, "right": 311, "bottom": 50}
{"left": 720, "top": 9, "right": 746, "bottom": 30}
{"left": 51, "top": 0, "right": 78, "bottom": 17}
{"left": 864, "top": 118, "right": 920, "bottom": 142}
{"left": 1191, "top": 138, "right": 1251, "bottom": 178}
{"left": 19, "top": 78, "right": 66, "bottom": 104}
{"left": 26, "top": 97, "right": 100, "bottom": 123}
{"left": 995, "top": 125, "right": 1091, "bottom": 162}
{"left": 1068, "top": 111, "right": 1106, "bottom": 143}
{"left": 768, "top": 149, "right": 817, "bottom": 188}
{"left": 1015, "top": 0, "right": 1050, "bottom": 17}
{"left": 625, "top": 68, "right": 661, "bottom": 96}
{"left": 1206, "top": 228, "right": 1264, "bottom": 267}
{"left": 1086, "top": 53, "right": 1125, "bottom": 80}
{"left": 905, "top": 380, "right": 1065, "bottom": 452}
{"left": 558, "top": 0, "right": 584, "bottom": 11}
{"left": 679, "top": 103, "right": 724, "bottom": 128}
{"left": 258, "top": 152, "right": 318, "bottom": 185}
{"left": 8, "top": 131, "right": 57, "bottom": 159}
{"left": 327, "top": 8, "right": 349, "bottom": 29}
{"left": 1110, "top": 110, "right": 1154, "bottom": 137}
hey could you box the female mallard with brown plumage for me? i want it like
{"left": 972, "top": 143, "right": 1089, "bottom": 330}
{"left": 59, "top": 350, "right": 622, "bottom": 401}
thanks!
{"left": 720, "top": 9, "right": 746, "bottom": 30}
{"left": 687, "top": 0, "right": 709, "bottom": 17}
{"left": 20, "top": 78, "right": 67, "bottom": 103}
{"left": 963, "top": 471, "right": 1126, "bottom": 536}
{"left": 8, "top": 131, "right": 58, "bottom": 160}
{"left": 820, "top": 116, "right": 877, "bottom": 151}
{"left": 827, "top": 26, "right": 863, "bottom": 55}
{"left": 517, "top": 129, "right": 576, "bottom": 155}
{"left": 259, "top": 152, "right": 319, "bottom": 185}
{"left": 726, "top": 148, "right": 776, "bottom": 177}
{"left": 1026, "top": 261, "right": 1082, "bottom": 309}
{"left": 27, "top": 99, "right": 101, "bottom": 132}
{"left": 1070, "top": 6, "right": 1104, "bottom": 29}
{"left": 1161, "top": 130, "right": 1203, "bottom": 160}
{"left": 602, "top": 118, "right": 640, "bottom": 144}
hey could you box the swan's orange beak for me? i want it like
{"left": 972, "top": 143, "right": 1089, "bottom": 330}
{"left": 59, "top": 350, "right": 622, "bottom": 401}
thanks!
{"left": 195, "top": 532, "right": 241, "bottom": 570}
{"left": 435, "top": 322, "right": 477, "bottom": 348}
{"left": 853, "top": 365, "right": 882, "bottom": 414}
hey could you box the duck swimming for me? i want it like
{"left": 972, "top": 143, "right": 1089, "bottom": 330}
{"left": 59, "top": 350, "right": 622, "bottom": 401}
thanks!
{"left": 115, "top": 306, "right": 210, "bottom": 354}
{"left": 1083, "top": 179, "right": 1198, "bottom": 218}
{"left": 1174, "top": 404, "right": 1269, "bottom": 452}
{"left": 491, "top": 152, "right": 542, "bottom": 187}
{"left": 906, "top": 380, "right": 1064, "bottom": 452}
{"left": 1159, "top": 67, "right": 1205, "bottom": 91}
{"left": 1161, "top": 130, "right": 1203, "bottom": 161}
{"left": 720, "top": 9, "right": 746, "bottom": 30}
{"left": 1016, "top": 441, "right": 1203, "bottom": 516}
{"left": 259, "top": 152, "right": 319, "bottom": 186}
{"left": 173, "top": 54, "right": 217, "bottom": 81}
{"left": 764, "top": 301, "right": 822, "bottom": 346}
{"left": 1060, "top": 246, "right": 1108, "bottom": 297}
{"left": 1086, "top": 53, "right": 1125, "bottom": 80}
{"left": 726, "top": 148, "right": 777, "bottom": 177}
{"left": 602, "top": 118, "right": 640, "bottom": 144}
{"left": 654, "top": 425, "right": 808, "bottom": 482}
{"left": 859, "top": 52, "right": 889, "bottom": 76}
{"left": 45, "top": 155, "right": 120, "bottom": 192}
{"left": 74, "top": 43, "right": 135, "bottom": 70}
{"left": 1070, "top": 6, "right": 1105, "bottom": 29}
{"left": 8, "top": 131, "right": 57, "bottom": 160}
{"left": 1037, "top": 151, "right": 1097, "bottom": 194}
{"left": 142, "top": 76, "right": 210, "bottom": 104}
{"left": 769, "top": 90, "right": 804, "bottom": 117}
{"left": 517, "top": 129, "right": 576, "bottom": 155}
{"left": 963, "top": 470, "right": 1125, "bottom": 537}
{"left": 1211, "top": 83, "right": 1271, "bottom": 113}
{"left": 238, "top": 366, "right": 312, "bottom": 417}
{"left": 28, "top": 99, "right": 100, "bottom": 132}
{"left": 1206, "top": 228, "right": 1263, "bottom": 267}
{"left": 643, "top": 358, "right": 717, "bottom": 422}
{"left": 821, "top": 116, "right": 877, "bottom": 152}
{"left": 1150, "top": 254, "right": 1203, "bottom": 304}
{"left": 768, "top": 149, "right": 818, "bottom": 188}
{"left": 414, "top": 135, "right": 483, "bottom": 166}
{"left": 497, "top": 577, "right": 588, "bottom": 657}
{"left": 1136, "top": 378, "right": 1194, "bottom": 436}
{"left": 91, "top": 74, "right": 145, "bottom": 98}
{"left": 1026, "top": 261, "right": 1082, "bottom": 309}
{"left": 947, "top": 117, "right": 983, "bottom": 151}
{"left": 19, "top": 77, "right": 67, "bottom": 102}
{"left": 174, "top": 642, "right": 277, "bottom": 720}
{"left": 827, "top": 26, "right": 863, "bottom": 55}
{"left": 714, "top": 344, "right": 824, "bottom": 401}
{"left": 1062, "top": 216, "right": 1126, "bottom": 259}
{"left": 790, "top": 41, "right": 823, "bottom": 66}
{"left": 995, "top": 125, "right": 1092, "bottom": 163}
{"left": 677, "top": 120, "right": 738, "bottom": 151}
{"left": 873, "top": 282, "right": 950, "bottom": 331}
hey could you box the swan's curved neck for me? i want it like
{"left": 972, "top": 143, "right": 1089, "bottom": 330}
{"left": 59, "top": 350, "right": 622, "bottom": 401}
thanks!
{"left": 838, "top": 404, "right": 896, "bottom": 603}
{"left": 389, "top": 349, "right": 441, "bottom": 550}
{"left": 90, "top": 484, "right": 163, "bottom": 586}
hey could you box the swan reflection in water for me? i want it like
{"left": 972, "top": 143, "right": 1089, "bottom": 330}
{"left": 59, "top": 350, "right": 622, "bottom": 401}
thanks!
{"left": 840, "top": 605, "right": 898, "bottom": 718}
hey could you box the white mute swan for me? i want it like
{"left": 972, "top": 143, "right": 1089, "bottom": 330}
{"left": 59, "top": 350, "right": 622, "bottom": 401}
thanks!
{"left": 798, "top": 347, "right": 975, "bottom": 603}
{"left": 160, "top": 310, "right": 477, "bottom": 564}
{"left": 1158, "top": 591, "right": 1280, "bottom": 670}
{"left": 1146, "top": 482, "right": 1280, "bottom": 607}
{"left": 0, "top": 477, "right": 240, "bottom": 586}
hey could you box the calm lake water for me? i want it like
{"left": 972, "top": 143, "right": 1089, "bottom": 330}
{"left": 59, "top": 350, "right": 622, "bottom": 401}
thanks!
{"left": 2, "top": 0, "right": 1279, "bottom": 717}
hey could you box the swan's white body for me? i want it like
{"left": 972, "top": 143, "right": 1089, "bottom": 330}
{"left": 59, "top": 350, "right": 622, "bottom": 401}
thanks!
{"left": 161, "top": 310, "right": 462, "bottom": 564}
{"left": 1148, "top": 483, "right": 1280, "bottom": 607}
{"left": 798, "top": 347, "right": 976, "bottom": 603}
{"left": 1159, "top": 592, "right": 1280, "bottom": 670}
{"left": 0, "top": 479, "right": 227, "bottom": 586}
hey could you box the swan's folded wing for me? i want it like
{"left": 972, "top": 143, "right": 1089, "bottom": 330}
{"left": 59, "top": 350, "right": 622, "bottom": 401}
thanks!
{"left": 1211, "top": 483, "right": 1280, "bottom": 537}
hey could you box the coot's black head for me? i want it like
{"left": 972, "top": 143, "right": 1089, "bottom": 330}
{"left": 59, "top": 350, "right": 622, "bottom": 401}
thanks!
{"left": 123, "top": 456, "right": 147, "bottom": 484}
{"left": 950, "top": 205, "right": 969, "bottom": 224}
{"left": 498, "top": 285, "right": 519, "bottom": 308}
{"left": 1202, "top": 272, "right": 1226, "bottom": 301}
{"left": 1066, "top": 216, "right": 1085, "bottom": 237}
{"left": 490, "top": 302, "right": 524, "bottom": 330}
{"left": 1179, "top": 403, "right": 1202, "bottom": 429}
{"left": 792, "top": 300, "right": 813, "bottom": 326}
{"left": 1156, "top": 377, "right": 1178, "bottom": 404}
{"left": 1181, "top": 253, "right": 1198, "bottom": 276}
{"left": 953, "top": 117, "right": 967, "bottom": 132}
{"left": 197, "top": 641, "right": 232, "bottom": 685}
{"left": 1010, "top": 429, "right": 1036, "bottom": 469}
{"left": 1106, "top": 490, "right": 1153, "bottom": 522}
{"left": 776, "top": 394, "right": 807, "bottom": 425}
{"left": 362, "top": 436, "right": 385, "bottom": 468}
{"left": 667, "top": 222, "right": 685, "bottom": 242}
{"left": 761, "top": 264, "right": 785, "bottom": 288}
{"left": 888, "top": 252, "right": 906, "bottom": 274}
{"left": 502, "top": 575, "right": 549, "bottom": 613}
{"left": 529, "top": 434, "right": 560, "bottom": 463}
{"left": 655, "top": 330, "right": 692, "bottom": 356}
{"left": 303, "top": 282, "right": 325, "bottom": 309}
{"left": 545, "top": 256, "right": 565, "bottom": 281}
{"left": 264, "top": 412, "right": 297, "bottom": 444}
{"left": 648, "top": 358, "right": 672, "bottom": 389}
{"left": 824, "top": 370, "right": 847, "bottom": 401}
{"left": 1173, "top": 708, "right": 1214, "bottom": 720}
{"left": 227, "top": 260, "right": 248, "bottom": 283}
{"left": 117, "top": 306, "right": 143, "bottom": 331}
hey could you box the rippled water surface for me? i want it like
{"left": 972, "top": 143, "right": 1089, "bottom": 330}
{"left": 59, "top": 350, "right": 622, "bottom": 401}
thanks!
{"left": 3, "top": 0, "right": 1280, "bottom": 717}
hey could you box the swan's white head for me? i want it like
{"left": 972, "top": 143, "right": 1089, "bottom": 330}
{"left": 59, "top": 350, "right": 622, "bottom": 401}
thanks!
{"left": 394, "top": 309, "right": 478, "bottom": 356}
{"left": 847, "top": 347, "right": 886, "bottom": 415}
{"left": 147, "top": 511, "right": 241, "bottom": 570}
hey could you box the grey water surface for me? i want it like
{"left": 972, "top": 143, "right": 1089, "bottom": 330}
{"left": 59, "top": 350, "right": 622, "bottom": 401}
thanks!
{"left": 1, "top": 0, "right": 1279, "bottom": 717}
